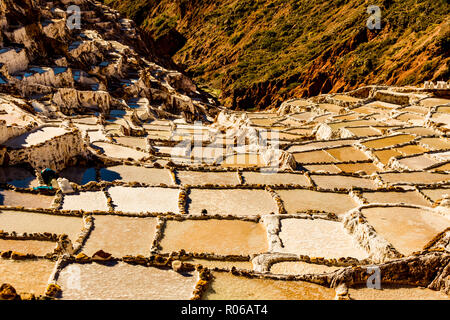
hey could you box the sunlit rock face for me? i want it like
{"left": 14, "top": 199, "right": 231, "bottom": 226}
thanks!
{"left": 0, "top": 0, "right": 217, "bottom": 121}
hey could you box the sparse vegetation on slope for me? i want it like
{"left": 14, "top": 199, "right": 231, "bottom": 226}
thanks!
{"left": 103, "top": 0, "right": 450, "bottom": 110}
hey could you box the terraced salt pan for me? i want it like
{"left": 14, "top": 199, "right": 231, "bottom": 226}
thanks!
{"left": 303, "top": 164, "right": 342, "bottom": 174}
{"left": 397, "top": 155, "right": 439, "bottom": 170}
{"left": 286, "top": 139, "right": 357, "bottom": 153}
{"left": 326, "top": 147, "right": 369, "bottom": 162}
{"left": 187, "top": 189, "right": 277, "bottom": 216}
{"left": 57, "top": 262, "right": 197, "bottom": 300}
{"left": 270, "top": 261, "right": 342, "bottom": 275}
{"left": 100, "top": 165, "right": 173, "bottom": 185}
{"left": 373, "top": 125, "right": 400, "bottom": 134}
{"left": 362, "top": 134, "right": 415, "bottom": 149}
{"left": 418, "top": 138, "right": 450, "bottom": 151}
{"left": 344, "top": 127, "right": 382, "bottom": 137}
{"left": 104, "top": 125, "right": 122, "bottom": 136}
{"left": 420, "top": 188, "right": 450, "bottom": 202}
{"left": 278, "top": 189, "right": 357, "bottom": 215}
{"left": 82, "top": 215, "right": 157, "bottom": 257}
{"left": 316, "top": 104, "right": 344, "bottom": 113}
{"left": 0, "top": 102, "right": 34, "bottom": 127}
{"left": 87, "top": 130, "right": 106, "bottom": 142}
{"left": 146, "top": 132, "right": 183, "bottom": 141}
{"left": 293, "top": 150, "right": 337, "bottom": 164}
{"left": 430, "top": 151, "right": 450, "bottom": 161}
{"left": 311, "top": 175, "right": 378, "bottom": 190}
{"left": 0, "top": 239, "right": 56, "bottom": 256}
{"left": 328, "top": 120, "right": 381, "bottom": 131}
{"left": 250, "top": 118, "right": 280, "bottom": 126}
{"left": 276, "top": 132, "right": 307, "bottom": 141}
{"left": 0, "top": 189, "right": 54, "bottom": 209}
{"left": 379, "top": 172, "right": 449, "bottom": 185}
{"left": 281, "top": 118, "right": 316, "bottom": 127}
{"left": 333, "top": 94, "right": 361, "bottom": 103}
{"left": 348, "top": 284, "right": 449, "bottom": 300}
{"left": 220, "top": 154, "right": 265, "bottom": 167}
{"left": 113, "top": 137, "right": 147, "bottom": 150}
{"left": 0, "top": 210, "right": 83, "bottom": 242}
{"left": 429, "top": 113, "right": 450, "bottom": 127}
{"left": 396, "top": 113, "right": 424, "bottom": 124}
{"left": 395, "top": 127, "right": 437, "bottom": 136}
{"left": 290, "top": 112, "right": 315, "bottom": 122}
{"left": 361, "top": 191, "right": 431, "bottom": 207}
{"left": 4, "top": 126, "right": 68, "bottom": 149}
{"left": 142, "top": 124, "right": 171, "bottom": 131}
{"left": 203, "top": 272, "right": 335, "bottom": 300}
{"left": 189, "top": 146, "right": 226, "bottom": 160}
{"left": 62, "top": 191, "right": 108, "bottom": 212}
{"left": 176, "top": 171, "right": 239, "bottom": 186}
{"left": 0, "top": 259, "right": 55, "bottom": 296}
{"left": 247, "top": 112, "right": 279, "bottom": 118}
{"left": 59, "top": 166, "right": 97, "bottom": 185}
{"left": 432, "top": 163, "right": 450, "bottom": 171}
{"left": 353, "top": 106, "right": 386, "bottom": 115}
{"left": 154, "top": 145, "right": 185, "bottom": 156}
{"left": 332, "top": 113, "right": 360, "bottom": 121}
{"left": 72, "top": 117, "right": 98, "bottom": 125}
{"left": 401, "top": 106, "right": 430, "bottom": 115}
{"left": 160, "top": 220, "right": 268, "bottom": 256}
{"left": 336, "top": 163, "right": 380, "bottom": 174}
{"left": 310, "top": 114, "right": 334, "bottom": 124}
{"left": 0, "top": 167, "right": 39, "bottom": 188}
{"left": 92, "top": 142, "right": 147, "bottom": 161}
{"left": 170, "top": 156, "right": 209, "bottom": 166}
{"left": 278, "top": 219, "right": 368, "bottom": 259}
{"left": 108, "top": 186, "right": 180, "bottom": 213}
{"left": 174, "top": 128, "right": 210, "bottom": 136}
{"left": 253, "top": 130, "right": 281, "bottom": 141}
{"left": 420, "top": 98, "right": 450, "bottom": 108}
{"left": 436, "top": 106, "right": 450, "bottom": 113}
{"left": 145, "top": 119, "right": 173, "bottom": 126}
{"left": 283, "top": 128, "right": 314, "bottom": 136}
{"left": 395, "top": 145, "right": 429, "bottom": 156}
{"left": 361, "top": 207, "right": 450, "bottom": 256}
{"left": 242, "top": 172, "right": 310, "bottom": 186}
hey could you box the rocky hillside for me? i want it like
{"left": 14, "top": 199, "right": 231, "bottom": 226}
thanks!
{"left": 0, "top": 0, "right": 218, "bottom": 122}
{"left": 103, "top": 0, "right": 450, "bottom": 110}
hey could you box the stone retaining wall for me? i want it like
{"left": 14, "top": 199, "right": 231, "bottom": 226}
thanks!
{"left": 6, "top": 128, "right": 87, "bottom": 171}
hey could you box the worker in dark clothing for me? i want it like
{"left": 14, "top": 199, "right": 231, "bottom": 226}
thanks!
{"left": 41, "top": 168, "right": 58, "bottom": 186}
